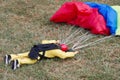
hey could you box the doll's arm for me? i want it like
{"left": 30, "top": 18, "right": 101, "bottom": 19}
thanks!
{"left": 41, "top": 40, "right": 60, "bottom": 44}
{"left": 46, "top": 49, "right": 78, "bottom": 59}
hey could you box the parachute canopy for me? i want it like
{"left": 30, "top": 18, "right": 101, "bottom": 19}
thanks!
{"left": 111, "top": 6, "right": 120, "bottom": 35}
{"left": 50, "top": 1, "right": 120, "bottom": 36}
{"left": 85, "top": 2, "right": 117, "bottom": 35}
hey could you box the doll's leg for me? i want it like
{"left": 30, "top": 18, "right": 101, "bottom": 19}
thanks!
{"left": 4, "top": 52, "right": 29, "bottom": 65}
{"left": 11, "top": 52, "right": 29, "bottom": 59}
{"left": 11, "top": 57, "right": 37, "bottom": 70}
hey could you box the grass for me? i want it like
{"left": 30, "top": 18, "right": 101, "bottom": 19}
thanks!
{"left": 0, "top": 0, "right": 120, "bottom": 80}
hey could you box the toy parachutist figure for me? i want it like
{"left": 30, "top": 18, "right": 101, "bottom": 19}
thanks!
{"left": 4, "top": 40, "right": 78, "bottom": 70}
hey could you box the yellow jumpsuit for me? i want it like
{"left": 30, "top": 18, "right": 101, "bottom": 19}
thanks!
{"left": 9, "top": 40, "right": 78, "bottom": 66}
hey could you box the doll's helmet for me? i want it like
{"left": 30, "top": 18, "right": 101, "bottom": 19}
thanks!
{"left": 60, "top": 44, "right": 68, "bottom": 51}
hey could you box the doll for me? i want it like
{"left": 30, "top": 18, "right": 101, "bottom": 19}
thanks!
{"left": 4, "top": 40, "right": 78, "bottom": 70}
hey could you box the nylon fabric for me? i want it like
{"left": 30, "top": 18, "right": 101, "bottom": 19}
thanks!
{"left": 50, "top": 1, "right": 110, "bottom": 35}
{"left": 112, "top": 6, "right": 120, "bottom": 35}
{"left": 28, "top": 43, "right": 60, "bottom": 60}
{"left": 85, "top": 2, "right": 117, "bottom": 35}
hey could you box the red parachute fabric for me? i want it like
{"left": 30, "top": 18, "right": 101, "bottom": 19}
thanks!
{"left": 50, "top": 2, "right": 110, "bottom": 35}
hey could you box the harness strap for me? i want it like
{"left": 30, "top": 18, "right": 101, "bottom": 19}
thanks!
{"left": 38, "top": 51, "right": 45, "bottom": 61}
{"left": 28, "top": 43, "right": 60, "bottom": 60}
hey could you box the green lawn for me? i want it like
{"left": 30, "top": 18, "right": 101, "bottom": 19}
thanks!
{"left": 0, "top": 0, "right": 120, "bottom": 80}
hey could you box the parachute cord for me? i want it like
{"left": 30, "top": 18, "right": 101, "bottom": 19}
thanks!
{"left": 71, "top": 34, "right": 94, "bottom": 49}
{"left": 62, "top": 28, "right": 82, "bottom": 44}
{"left": 72, "top": 35, "right": 113, "bottom": 50}
{"left": 66, "top": 32, "right": 89, "bottom": 45}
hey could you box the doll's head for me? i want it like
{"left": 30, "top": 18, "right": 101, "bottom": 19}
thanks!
{"left": 60, "top": 44, "right": 68, "bottom": 51}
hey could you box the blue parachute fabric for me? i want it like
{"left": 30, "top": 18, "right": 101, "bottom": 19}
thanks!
{"left": 85, "top": 2, "right": 117, "bottom": 35}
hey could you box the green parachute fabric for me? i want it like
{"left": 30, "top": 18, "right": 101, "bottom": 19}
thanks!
{"left": 112, "top": 6, "right": 120, "bottom": 35}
